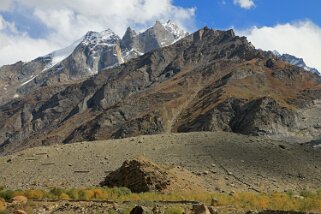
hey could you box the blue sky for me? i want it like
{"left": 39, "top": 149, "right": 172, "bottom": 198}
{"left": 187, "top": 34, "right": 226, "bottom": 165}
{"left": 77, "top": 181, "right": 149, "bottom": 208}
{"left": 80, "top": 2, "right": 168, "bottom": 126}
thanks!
{"left": 174, "top": 0, "right": 321, "bottom": 30}
{"left": 0, "top": 0, "right": 320, "bottom": 71}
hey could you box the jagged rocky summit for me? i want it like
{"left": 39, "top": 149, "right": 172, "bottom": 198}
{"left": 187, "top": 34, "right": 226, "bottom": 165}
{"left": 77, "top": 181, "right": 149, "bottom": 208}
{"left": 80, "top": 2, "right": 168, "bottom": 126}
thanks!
{"left": 0, "top": 20, "right": 188, "bottom": 104}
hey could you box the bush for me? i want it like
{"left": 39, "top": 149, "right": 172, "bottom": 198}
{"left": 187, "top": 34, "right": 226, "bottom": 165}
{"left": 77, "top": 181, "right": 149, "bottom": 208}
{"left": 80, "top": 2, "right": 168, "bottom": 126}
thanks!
{"left": 78, "top": 190, "right": 90, "bottom": 200}
{"left": 49, "top": 187, "right": 65, "bottom": 199}
{"left": 165, "top": 206, "right": 183, "bottom": 214}
{"left": 59, "top": 193, "right": 71, "bottom": 200}
{"left": 24, "top": 189, "right": 45, "bottom": 200}
{"left": 91, "top": 188, "right": 108, "bottom": 200}
{"left": 66, "top": 189, "right": 79, "bottom": 200}
{"left": 0, "top": 190, "right": 14, "bottom": 201}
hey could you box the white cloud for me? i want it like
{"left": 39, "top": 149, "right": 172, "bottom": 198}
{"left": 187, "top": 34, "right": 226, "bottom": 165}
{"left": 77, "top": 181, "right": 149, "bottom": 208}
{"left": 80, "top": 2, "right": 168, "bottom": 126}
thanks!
{"left": 238, "top": 20, "right": 321, "bottom": 71}
{"left": 0, "top": 0, "right": 11, "bottom": 11}
{"left": 233, "top": 0, "right": 255, "bottom": 9}
{"left": 0, "top": 0, "right": 195, "bottom": 66}
{"left": 0, "top": 15, "right": 58, "bottom": 65}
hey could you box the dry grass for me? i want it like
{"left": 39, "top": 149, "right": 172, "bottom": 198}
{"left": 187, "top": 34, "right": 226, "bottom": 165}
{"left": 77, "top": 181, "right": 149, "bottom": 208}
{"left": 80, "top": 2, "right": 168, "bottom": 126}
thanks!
{"left": 0, "top": 188, "right": 320, "bottom": 213}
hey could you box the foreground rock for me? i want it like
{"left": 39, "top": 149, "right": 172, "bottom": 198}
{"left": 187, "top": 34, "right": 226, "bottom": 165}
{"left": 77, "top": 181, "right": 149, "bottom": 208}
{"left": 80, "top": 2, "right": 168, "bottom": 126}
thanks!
{"left": 100, "top": 157, "right": 171, "bottom": 193}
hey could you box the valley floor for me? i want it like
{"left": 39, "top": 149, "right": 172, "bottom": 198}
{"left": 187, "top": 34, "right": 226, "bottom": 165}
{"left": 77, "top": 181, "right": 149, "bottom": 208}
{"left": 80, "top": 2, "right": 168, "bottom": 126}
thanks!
{"left": 0, "top": 132, "right": 320, "bottom": 193}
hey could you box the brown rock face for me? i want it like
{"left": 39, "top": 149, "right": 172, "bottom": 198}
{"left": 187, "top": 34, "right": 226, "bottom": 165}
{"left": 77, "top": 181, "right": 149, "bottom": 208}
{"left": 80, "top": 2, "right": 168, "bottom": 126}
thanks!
{"left": 1, "top": 27, "right": 321, "bottom": 154}
{"left": 100, "top": 157, "right": 171, "bottom": 193}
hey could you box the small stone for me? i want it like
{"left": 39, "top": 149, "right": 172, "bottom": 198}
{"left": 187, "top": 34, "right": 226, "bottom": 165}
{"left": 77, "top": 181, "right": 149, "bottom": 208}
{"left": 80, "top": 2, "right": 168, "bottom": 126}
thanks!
{"left": 228, "top": 172, "right": 233, "bottom": 176}
{"left": 208, "top": 206, "right": 218, "bottom": 214}
{"left": 130, "top": 205, "right": 149, "bottom": 214}
{"left": 192, "top": 204, "right": 211, "bottom": 214}
{"left": 14, "top": 210, "right": 27, "bottom": 214}
{"left": 203, "top": 171, "right": 209, "bottom": 175}
{"left": 210, "top": 198, "right": 219, "bottom": 206}
{"left": 211, "top": 164, "right": 216, "bottom": 167}
{"left": 12, "top": 196, "right": 28, "bottom": 205}
{"left": 229, "top": 191, "right": 235, "bottom": 196}
{"left": 293, "top": 195, "right": 304, "bottom": 200}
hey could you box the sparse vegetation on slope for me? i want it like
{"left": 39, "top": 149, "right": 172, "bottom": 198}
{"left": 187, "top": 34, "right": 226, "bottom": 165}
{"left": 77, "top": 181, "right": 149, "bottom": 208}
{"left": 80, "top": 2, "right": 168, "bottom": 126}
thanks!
{"left": 0, "top": 187, "right": 321, "bottom": 213}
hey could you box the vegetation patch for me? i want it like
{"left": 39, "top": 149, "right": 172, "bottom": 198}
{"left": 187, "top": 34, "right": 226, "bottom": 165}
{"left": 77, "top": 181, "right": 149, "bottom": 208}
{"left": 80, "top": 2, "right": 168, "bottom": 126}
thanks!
{"left": 0, "top": 187, "right": 320, "bottom": 213}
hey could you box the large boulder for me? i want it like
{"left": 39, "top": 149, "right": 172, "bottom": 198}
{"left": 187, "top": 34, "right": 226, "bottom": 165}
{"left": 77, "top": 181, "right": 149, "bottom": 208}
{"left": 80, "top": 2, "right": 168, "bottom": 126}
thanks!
{"left": 100, "top": 157, "right": 171, "bottom": 193}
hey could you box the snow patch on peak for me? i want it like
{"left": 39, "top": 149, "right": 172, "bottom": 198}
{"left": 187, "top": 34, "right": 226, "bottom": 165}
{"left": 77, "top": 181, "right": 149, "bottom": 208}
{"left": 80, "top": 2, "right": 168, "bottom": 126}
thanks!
{"left": 43, "top": 37, "right": 83, "bottom": 71}
{"left": 82, "top": 29, "right": 120, "bottom": 46}
{"left": 161, "top": 20, "right": 188, "bottom": 41}
{"left": 275, "top": 51, "right": 320, "bottom": 75}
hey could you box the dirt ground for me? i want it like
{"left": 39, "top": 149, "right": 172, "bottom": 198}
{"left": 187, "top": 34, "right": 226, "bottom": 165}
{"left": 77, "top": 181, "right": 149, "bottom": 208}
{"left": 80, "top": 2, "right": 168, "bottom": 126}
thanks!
{"left": 0, "top": 131, "right": 320, "bottom": 193}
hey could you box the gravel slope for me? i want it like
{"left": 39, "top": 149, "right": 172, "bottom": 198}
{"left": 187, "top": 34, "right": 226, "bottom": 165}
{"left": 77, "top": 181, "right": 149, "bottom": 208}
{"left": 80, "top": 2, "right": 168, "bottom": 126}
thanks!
{"left": 0, "top": 132, "right": 320, "bottom": 192}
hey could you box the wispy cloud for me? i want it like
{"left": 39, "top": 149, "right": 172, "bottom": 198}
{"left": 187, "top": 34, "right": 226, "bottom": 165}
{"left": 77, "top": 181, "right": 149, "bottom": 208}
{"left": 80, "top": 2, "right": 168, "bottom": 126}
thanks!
{"left": 233, "top": 0, "right": 255, "bottom": 9}
{"left": 238, "top": 20, "right": 321, "bottom": 71}
{"left": 0, "top": 0, "right": 196, "bottom": 66}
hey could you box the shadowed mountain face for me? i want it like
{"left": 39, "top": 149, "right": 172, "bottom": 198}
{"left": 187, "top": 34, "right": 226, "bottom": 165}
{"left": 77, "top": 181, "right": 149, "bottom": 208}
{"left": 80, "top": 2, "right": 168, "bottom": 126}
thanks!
{"left": 1, "top": 27, "right": 321, "bottom": 155}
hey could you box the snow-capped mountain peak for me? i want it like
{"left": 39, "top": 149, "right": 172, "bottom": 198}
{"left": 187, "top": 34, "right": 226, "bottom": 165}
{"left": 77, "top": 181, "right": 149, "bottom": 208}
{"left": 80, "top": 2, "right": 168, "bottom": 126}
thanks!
{"left": 161, "top": 20, "right": 188, "bottom": 41}
{"left": 82, "top": 29, "right": 120, "bottom": 46}
{"left": 13, "top": 21, "right": 190, "bottom": 94}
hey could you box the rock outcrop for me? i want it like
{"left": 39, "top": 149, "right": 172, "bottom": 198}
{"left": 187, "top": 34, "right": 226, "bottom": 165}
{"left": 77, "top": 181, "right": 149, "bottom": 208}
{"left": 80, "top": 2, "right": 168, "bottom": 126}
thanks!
{"left": 100, "top": 157, "right": 171, "bottom": 193}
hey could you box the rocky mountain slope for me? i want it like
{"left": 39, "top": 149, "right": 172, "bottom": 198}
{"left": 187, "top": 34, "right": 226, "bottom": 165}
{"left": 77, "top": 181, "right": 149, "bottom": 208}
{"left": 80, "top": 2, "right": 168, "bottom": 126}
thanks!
{"left": 273, "top": 51, "right": 319, "bottom": 74}
{"left": 1, "top": 26, "right": 321, "bottom": 155}
{"left": 0, "top": 20, "right": 187, "bottom": 105}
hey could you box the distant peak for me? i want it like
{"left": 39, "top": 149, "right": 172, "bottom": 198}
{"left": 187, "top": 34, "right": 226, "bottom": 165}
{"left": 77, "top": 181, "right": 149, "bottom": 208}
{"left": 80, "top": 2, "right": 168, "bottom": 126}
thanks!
{"left": 276, "top": 52, "right": 320, "bottom": 74}
{"left": 82, "top": 29, "right": 120, "bottom": 46}
{"left": 155, "top": 20, "right": 162, "bottom": 26}
{"left": 124, "top": 27, "right": 137, "bottom": 37}
{"left": 160, "top": 20, "right": 188, "bottom": 40}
